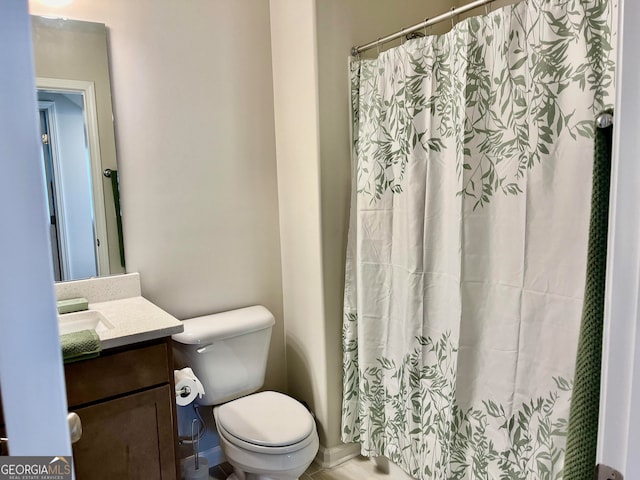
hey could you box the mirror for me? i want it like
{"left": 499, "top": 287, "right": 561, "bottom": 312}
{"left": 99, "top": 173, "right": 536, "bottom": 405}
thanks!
{"left": 31, "top": 15, "right": 125, "bottom": 281}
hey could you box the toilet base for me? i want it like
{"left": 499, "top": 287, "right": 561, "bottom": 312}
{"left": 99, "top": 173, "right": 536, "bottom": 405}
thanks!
{"left": 219, "top": 430, "right": 316, "bottom": 480}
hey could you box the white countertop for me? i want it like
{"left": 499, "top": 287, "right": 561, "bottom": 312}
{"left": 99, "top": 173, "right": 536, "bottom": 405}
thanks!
{"left": 56, "top": 273, "right": 184, "bottom": 350}
{"left": 88, "top": 296, "right": 184, "bottom": 350}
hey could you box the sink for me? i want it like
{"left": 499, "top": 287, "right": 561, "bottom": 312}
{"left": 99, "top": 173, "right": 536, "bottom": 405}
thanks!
{"left": 58, "top": 310, "right": 114, "bottom": 335}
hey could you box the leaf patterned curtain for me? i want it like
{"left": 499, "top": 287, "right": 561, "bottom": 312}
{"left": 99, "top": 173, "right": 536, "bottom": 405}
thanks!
{"left": 341, "top": 1, "right": 616, "bottom": 479}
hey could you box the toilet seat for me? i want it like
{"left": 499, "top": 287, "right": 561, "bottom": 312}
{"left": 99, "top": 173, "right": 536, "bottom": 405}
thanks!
{"left": 214, "top": 391, "right": 316, "bottom": 454}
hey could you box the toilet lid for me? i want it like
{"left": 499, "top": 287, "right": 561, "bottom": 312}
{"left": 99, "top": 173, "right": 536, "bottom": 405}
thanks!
{"left": 216, "top": 391, "right": 314, "bottom": 447}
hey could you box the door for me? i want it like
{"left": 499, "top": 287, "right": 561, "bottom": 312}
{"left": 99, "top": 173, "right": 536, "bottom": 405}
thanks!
{"left": 0, "top": 0, "right": 71, "bottom": 457}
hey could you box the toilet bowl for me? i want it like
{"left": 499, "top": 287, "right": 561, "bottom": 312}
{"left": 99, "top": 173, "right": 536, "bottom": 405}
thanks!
{"left": 173, "top": 306, "right": 319, "bottom": 480}
{"left": 214, "top": 391, "right": 319, "bottom": 480}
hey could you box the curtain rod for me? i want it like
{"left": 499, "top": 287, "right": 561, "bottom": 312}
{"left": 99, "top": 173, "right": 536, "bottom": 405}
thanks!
{"left": 351, "top": 0, "right": 500, "bottom": 57}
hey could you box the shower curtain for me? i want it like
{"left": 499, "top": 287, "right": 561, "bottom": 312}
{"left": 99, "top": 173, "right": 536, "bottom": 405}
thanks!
{"left": 341, "top": 1, "right": 616, "bottom": 479}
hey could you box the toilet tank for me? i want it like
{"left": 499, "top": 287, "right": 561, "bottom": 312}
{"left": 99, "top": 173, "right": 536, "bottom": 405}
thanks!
{"left": 172, "top": 305, "right": 275, "bottom": 405}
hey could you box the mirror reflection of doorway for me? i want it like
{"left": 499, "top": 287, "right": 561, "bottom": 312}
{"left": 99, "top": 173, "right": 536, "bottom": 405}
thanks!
{"left": 39, "top": 107, "right": 64, "bottom": 281}
{"left": 38, "top": 91, "right": 98, "bottom": 281}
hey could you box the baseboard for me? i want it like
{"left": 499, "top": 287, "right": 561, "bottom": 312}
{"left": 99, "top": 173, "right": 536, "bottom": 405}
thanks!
{"left": 314, "top": 442, "right": 361, "bottom": 469}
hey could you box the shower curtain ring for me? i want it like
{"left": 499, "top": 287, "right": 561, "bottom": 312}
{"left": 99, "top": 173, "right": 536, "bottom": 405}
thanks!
{"left": 423, "top": 18, "right": 429, "bottom": 37}
{"left": 451, "top": 7, "right": 456, "bottom": 29}
{"left": 377, "top": 38, "right": 381, "bottom": 56}
{"left": 485, "top": 2, "right": 492, "bottom": 15}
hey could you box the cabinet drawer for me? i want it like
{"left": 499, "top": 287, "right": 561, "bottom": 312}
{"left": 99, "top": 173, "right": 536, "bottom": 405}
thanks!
{"left": 65, "top": 342, "right": 171, "bottom": 407}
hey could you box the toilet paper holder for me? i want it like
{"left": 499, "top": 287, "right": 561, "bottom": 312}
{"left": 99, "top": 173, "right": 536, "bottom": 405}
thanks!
{"left": 174, "top": 367, "right": 205, "bottom": 406}
{"left": 177, "top": 385, "right": 191, "bottom": 398}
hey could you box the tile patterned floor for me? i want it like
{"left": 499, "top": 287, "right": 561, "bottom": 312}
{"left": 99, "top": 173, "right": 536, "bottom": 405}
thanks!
{"left": 207, "top": 455, "right": 413, "bottom": 479}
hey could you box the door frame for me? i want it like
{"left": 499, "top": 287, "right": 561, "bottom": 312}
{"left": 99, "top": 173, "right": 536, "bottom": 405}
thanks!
{"left": 0, "top": 0, "right": 71, "bottom": 456}
{"left": 39, "top": 99, "right": 71, "bottom": 280}
{"left": 597, "top": 0, "right": 640, "bottom": 474}
{"left": 36, "top": 77, "right": 110, "bottom": 278}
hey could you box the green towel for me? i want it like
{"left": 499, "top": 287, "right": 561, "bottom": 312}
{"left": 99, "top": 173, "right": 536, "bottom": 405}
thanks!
{"left": 60, "top": 329, "right": 102, "bottom": 363}
{"left": 563, "top": 116, "right": 613, "bottom": 479}
{"left": 108, "top": 169, "right": 126, "bottom": 268}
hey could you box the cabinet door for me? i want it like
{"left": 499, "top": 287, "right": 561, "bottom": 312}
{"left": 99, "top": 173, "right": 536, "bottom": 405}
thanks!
{"left": 71, "top": 385, "right": 177, "bottom": 480}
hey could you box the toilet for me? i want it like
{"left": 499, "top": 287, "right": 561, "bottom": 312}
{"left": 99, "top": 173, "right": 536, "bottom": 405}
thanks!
{"left": 172, "top": 306, "right": 319, "bottom": 480}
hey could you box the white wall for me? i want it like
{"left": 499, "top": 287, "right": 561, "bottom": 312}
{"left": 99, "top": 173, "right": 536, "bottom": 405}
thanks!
{"left": 270, "top": 0, "right": 329, "bottom": 446}
{"left": 29, "top": 0, "right": 287, "bottom": 392}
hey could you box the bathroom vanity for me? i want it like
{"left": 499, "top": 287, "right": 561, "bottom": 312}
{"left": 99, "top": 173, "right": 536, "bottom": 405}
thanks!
{"left": 0, "top": 338, "right": 182, "bottom": 479}
{"left": 0, "top": 274, "right": 185, "bottom": 479}
{"left": 66, "top": 336, "right": 179, "bottom": 479}
{"left": 60, "top": 274, "right": 184, "bottom": 479}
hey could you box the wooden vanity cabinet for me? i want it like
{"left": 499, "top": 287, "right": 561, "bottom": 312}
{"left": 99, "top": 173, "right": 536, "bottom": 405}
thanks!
{"left": 0, "top": 337, "right": 180, "bottom": 478}
{"left": 65, "top": 337, "right": 180, "bottom": 480}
